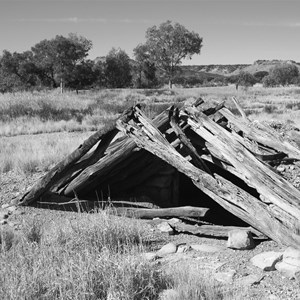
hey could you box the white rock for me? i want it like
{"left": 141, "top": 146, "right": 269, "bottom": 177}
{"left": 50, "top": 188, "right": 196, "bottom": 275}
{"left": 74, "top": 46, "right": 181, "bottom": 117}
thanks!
{"left": 251, "top": 251, "right": 283, "bottom": 271}
{"left": 214, "top": 269, "right": 236, "bottom": 283}
{"left": 277, "top": 166, "right": 285, "bottom": 172}
{"left": 227, "top": 229, "right": 255, "bottom": 250}
{"left": 157, "top": 222, "right": 174, "bottom": 235}
{"left": 275, "top": 261, "right": 300, "bottom": 279}
{"left": 176, "top": 244, "right": 191, "bottom": 253}
{"left": 282, "top": 247, "right": 300, "bottom": 267}
{"left": 156, "top": 243, "right": 177, "bottom": 257}
{"left": 191, "top": 244, "right": 225, "bottom": 253}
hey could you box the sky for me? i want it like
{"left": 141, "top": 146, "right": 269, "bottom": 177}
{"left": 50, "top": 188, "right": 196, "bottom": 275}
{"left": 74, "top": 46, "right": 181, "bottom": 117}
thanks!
{"left": 0, "top": 0, "right": 299, "bottom": 65}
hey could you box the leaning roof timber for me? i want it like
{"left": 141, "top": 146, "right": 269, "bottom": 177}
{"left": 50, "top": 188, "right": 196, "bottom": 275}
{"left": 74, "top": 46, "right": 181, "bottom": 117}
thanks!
{"left": 19, "top": 98, "right": 300, "bottom": 248}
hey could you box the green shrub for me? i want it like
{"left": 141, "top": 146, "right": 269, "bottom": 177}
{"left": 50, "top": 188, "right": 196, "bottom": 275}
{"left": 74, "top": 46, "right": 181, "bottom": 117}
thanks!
{"left": 262, "top": 75, "right": 278, "bottom": 87}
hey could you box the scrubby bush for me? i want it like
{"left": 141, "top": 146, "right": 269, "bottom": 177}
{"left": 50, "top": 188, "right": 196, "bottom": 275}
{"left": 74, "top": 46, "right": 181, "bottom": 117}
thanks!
{"left": 262, "top": 75, "right": 278, "bottom": 87}
{"left": 263, "top": 63, "right": 299, "bottom": 87}
{"left": 253, "top": 71, "right": 269, "bottom": 82}
{"left": 235, "top": 71, "right": 257, "bottom": 89}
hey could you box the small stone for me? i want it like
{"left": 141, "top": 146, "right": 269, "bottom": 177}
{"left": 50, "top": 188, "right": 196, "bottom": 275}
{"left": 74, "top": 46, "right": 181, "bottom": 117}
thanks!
{"left": 275, "top": 261, "right": 300, "bottom": 279}
{"left": 0, "top": 219, "right": 7, "bottom": 225}
{"left": 282, "top": 247, "right": 300, "bottom": 267}
{"left": 227, "top": 229, "right": 255, "bottom": 250}
{"left": 156, "top": 243, "right": 177, "bottom": 257}
{"left": 191, "top": 244, "right": 226, "bottom": 253}
{"left": 251, "top": 251, "right": 283, "bottom": 271}
{"left": 277, "top": 166, "right": 285, "bottom": 172}
{"left": 214, "top": 269, "right": 236, "bottom": 283}
{"left": 176, "top": 244, "right": 191, "bottom": 253}
{"left": 157, "top": 222, "right": 174, "bottom": 235}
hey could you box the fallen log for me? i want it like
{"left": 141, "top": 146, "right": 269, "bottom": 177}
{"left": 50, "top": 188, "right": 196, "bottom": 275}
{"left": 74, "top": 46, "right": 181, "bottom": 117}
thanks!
{"left": 172, "top": 222, "right": 266, "bottom": 239}
{"left": 110, "top": 206, "right": 210, "bottom": 219}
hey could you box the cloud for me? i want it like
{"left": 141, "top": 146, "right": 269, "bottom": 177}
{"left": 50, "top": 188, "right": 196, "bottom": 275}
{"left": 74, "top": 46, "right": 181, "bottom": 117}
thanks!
{"left": 287, "top": 22, "right": 300, "bottom": 28}
{"left": 240, "top": 21, "right": 300, "bottom": 28}
{"left": 14, "top": 17, "right": 153, "bottom": 24}
{"left": 15, "top": 17, "right": 107, "bottom": 23}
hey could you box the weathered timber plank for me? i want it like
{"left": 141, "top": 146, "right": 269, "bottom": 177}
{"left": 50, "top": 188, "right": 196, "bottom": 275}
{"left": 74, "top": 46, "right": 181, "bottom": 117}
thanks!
{"left": 110, "top": 206, "right": 209, "bottom": 219}
{"left": 63, "top": 108, "right": 171, "bottom": 196}
{"left": 173, "top": 222, "right": 265, "bottom": 238}
{"left": 184, "top": 106, "right": 300, "bottom": 220}
{"left": 50, "top": 130, "right": 121, "bottom": 193}
{"left": 116, "top": 106, "right": 300, "bottom": 247}
{"left": 220, "top": 107, "right": 300, "bottom": 159}
{"left": 19, "top": 123, "right": 120, "bottom": 206}
{"left": 231, "top": 96, "right": 249, "bottom": 121}
{"left": 169, "top": 106, "right": 212, "bottom": 174}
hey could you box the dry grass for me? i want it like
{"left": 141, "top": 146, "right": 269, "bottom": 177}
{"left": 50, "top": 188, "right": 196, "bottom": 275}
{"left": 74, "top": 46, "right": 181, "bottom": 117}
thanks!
{"left": 0, "top": 132, "right": 92, "bottom": 174}
{"left": 2, "top": 86, "right": 300, "bottom": 174}
{"left": 0, "top": 211, "right": 166, "bottom": 300}
{"left": 0, "top": 210, "right": 231, "bottom": 300}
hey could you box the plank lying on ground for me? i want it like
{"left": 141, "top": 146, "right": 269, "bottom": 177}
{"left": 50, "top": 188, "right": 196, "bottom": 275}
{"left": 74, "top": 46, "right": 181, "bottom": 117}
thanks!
{"left": 110, "top": 206, "right": 210, "bottom": 219}
{"left": 173, "top": 222, "right": 266, "bottom": 239}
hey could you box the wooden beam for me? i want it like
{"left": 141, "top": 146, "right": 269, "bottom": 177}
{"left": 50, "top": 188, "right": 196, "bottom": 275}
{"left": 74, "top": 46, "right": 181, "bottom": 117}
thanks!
{"left": 19, "top": 108, "right": 134, "bottom": 206}
{"left": 110, "top": 206, "right": 210, "bottom": 219}
{"left": 116, "top": 106, "right": 300, "bottom": 247}
{"left": 173, "top": 222, "right": 266, "bottom": 239}
{"left": 220, "top": 107, "right": 300, "bottom": 159}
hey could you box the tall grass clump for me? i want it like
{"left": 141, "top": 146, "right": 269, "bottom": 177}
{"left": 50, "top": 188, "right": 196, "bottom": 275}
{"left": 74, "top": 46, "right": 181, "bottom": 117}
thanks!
{"left": 0, "top": 211, "right": 169, "bottom": 299}
{"left": 163, "top": 263, "right": 231, "bottom": 300}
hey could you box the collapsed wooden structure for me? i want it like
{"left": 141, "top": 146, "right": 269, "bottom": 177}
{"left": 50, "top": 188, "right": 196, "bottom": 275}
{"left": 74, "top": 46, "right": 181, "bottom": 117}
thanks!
{"left": 19, "top": 98, "right": 300, "bottom": 248}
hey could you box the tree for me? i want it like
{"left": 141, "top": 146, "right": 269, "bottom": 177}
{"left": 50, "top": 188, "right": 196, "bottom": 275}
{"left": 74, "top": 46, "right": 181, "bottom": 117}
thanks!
{"left": 135, "top": 20, "right": 203, "bottom": 88}
{"left": 0, "top": 50, "right": 39, "bottom": 90}
{"left": 133, "top": 44, "right": 157, "bottom": 88}
{"left": 253, "top": 71, "right": 269, "bottom": 83}
{"left": 262, "top": 75, "right": 277, "bottom": 88}
{"left": 235, "top": 71, "right": 257, "bottom": 90}
{"left": 104, "top": 48, "right": 132, "bottom": 88}
{"left": 267, "top": 63, "right": 299, "bottom": 86}
{"left": 31, "top": 34, "right": 92, "bottom": 91}
{"left": 67, "top": 60, "right": 98, "bottom": 93}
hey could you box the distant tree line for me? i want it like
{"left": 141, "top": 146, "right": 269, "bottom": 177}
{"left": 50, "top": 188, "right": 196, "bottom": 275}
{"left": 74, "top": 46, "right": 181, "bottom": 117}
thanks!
{"left": 1, "top": 21, "right": 299, "bottom": 93}
{"left": 0, "top": 34, "right": 158, "bottom": 93}
{"left": 228, "top": 64, "right": 300, "bottom": 89}
{"left": 0, "top": 21, "right": 203, "bottom": 93}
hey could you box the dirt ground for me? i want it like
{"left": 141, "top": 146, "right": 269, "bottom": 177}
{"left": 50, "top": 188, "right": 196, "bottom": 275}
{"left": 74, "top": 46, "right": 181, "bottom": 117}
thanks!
{"left": 1, "top": 165, "right": 300, "bottom": 300}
